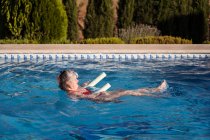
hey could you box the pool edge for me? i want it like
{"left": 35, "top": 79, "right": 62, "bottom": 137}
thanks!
{"left": 0, "top": 44, "right": 210, "bottom": 54}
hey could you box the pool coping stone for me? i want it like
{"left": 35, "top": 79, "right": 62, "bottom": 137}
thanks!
{"left": 0, "top": 44, "right": 210, "bottom": 54}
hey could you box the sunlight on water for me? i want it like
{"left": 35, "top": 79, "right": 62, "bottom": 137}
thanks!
{"left": 0, "top": 58, "right": 210, "bottom": 139}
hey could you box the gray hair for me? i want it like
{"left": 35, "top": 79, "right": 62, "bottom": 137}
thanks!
{"left": 57, "top": 70, "right": 78, "bottom": 91}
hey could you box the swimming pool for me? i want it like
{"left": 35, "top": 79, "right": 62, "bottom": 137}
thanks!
{"left": 0, "top": 58, "right": 210, "bottom": 139}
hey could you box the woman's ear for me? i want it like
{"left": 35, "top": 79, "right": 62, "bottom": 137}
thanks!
{"left": 65, "top": 81, "right": 73, "bottom": 90}
{"left": 65, "top": 86, "right": 72, "bottom": 91}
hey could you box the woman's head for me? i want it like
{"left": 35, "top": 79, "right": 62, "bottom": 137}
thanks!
{"left": 57, "top": 70, "right": 79, "bottom": 91}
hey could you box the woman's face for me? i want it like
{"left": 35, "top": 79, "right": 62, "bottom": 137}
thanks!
{"left": 66, "top": 74, "right": 79, "bottom": 91}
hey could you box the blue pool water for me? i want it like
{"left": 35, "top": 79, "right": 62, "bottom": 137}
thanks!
{"left": 0, "top": 58, "right": 210, "bottom": 139}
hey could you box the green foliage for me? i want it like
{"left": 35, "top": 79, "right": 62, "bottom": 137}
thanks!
{"left": 118, "top": 0, "right": 135, "bottom": 28}
{"left": 0, "top": 38, "right": 74, "bottom": 44}
{"left": 191, "top": 0, "right": 209, "bottom": 43}
{"left": 0, "top": 39, "right": 38, "bottom": 44}
{"left": 0, "top": 0, "right": 32, "bottom": 39}
{"left": 99, "top": 0, "right": 115, "bottom": 37}
{"left": 203, "top": 40, "right": 210, "bottom": 44}
{"left": 133, "top": 0, "right": 158, "bottom": 25}
{"left": 157, "top": 0, "right": 209, "bottom": 43}
{"left": 46, "top": 39, "right": 72, "bottom": 44}
{"left": 80, "top": 37, "right": 125, "bottom": 44}
{"left": 0, "top": 0, "right": 68, "bottom": 43}
{"left": 63, "top": 0, "right": 78, "bottom": 41}
{"left": 0, "top": 0, "right": 208, "bottom": 44}
{"left": 84, "top": 0, "right": 97, "bottom": 38}
{"left": 118, "top": 24, "right": 161, "bottom": 43}
{"left": 28, "top": 0, "right": 68, "bottom": 43}
{"left": 84, "top": 0, "right": 115, "bottom": 38}
{"left": 131, "top": 36, "right": 192, "bottom": 44}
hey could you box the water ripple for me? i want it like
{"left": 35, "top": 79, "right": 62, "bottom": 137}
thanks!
{"left": 0, "top": 59, "right": 210, "bottom": 139}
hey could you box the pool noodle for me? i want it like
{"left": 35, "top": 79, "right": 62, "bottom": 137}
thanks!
{"left": 96, "top": 83, "right": 111, "bottom": 93}
{"left": 87, "top": 72, "right": 106, "bottom": 87}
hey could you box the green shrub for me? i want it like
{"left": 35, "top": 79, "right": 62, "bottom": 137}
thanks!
{"left": 47, "top": 39, "right": 72, "bottom": 44}
{"left": 80, "top": 37, "right": 125, "bottom": 44}
{"left": 203, "top": 40, "right": 210, "bottom": 44}
{"left": 26, "top": 0, "right": 68, "bottom": 43}
{"left": 0, "top": 0, "right": 32, "bottom": 39}
{"left": 157, "top": 0, "right": 209, "bottom": 43}
{"left": 0, "top": 39, "right": 38, "bottom": 44}
{"left": 0, "top": 39, "right": 74, "bottom": 44}
{"left": 131, "top": 36, "right": 192, "bottom": 44}
{"left": 0, "top": 0, "right": 68, "bottom": 43}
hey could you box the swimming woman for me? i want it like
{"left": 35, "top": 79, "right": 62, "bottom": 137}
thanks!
{"left": 57, "top": 70, "right": 168, "bottom": 102}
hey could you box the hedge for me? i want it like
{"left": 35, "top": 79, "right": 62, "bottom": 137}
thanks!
{"left": 0, "top": 39, "right": 38, "bottom": 44}
{"left": 79, "top": 37, "right": 125, "bottom": 44}
{"left": 131, "top": 36, "right": 192, "bottom": 44}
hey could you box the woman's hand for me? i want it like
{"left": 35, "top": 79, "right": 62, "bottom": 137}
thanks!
{"left": 81, "top": 81, "right": 91, "bottom": 87}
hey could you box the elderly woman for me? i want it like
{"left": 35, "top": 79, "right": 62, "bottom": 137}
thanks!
{"left": 57, "top": 70, "right": 168, "bottom": 102}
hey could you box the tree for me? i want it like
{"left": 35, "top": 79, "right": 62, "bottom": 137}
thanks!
{"left": 133, "top": 0, "right": 155, "bottom": 25}
{"left": 118, "top": 0, "right": 135, "bottom": 28}
{"left": 84, "top": 0, "right": 114, "bottom": 38}
{"left": 0, "top": 0, "right": 32, "bottom": 39}
{"left": 157, "top": 0, "right": 209, "bottom": 43}
{"left": 0, "top": 0, "right": 68, "bottom": 42}
{"left": 28, "top": 0, "right": 68, "bottom": 42}
{"left": 190, "top": 0, "right": 209, "bottom": 43}
{"left": 84, "top": 0, "right": 97, "bottom": 38}
{"left": 98, "top": 0, "right": 115, "bottom": 37}
{"left": 63, "top": 0, "right": 78, "bottom": 41}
